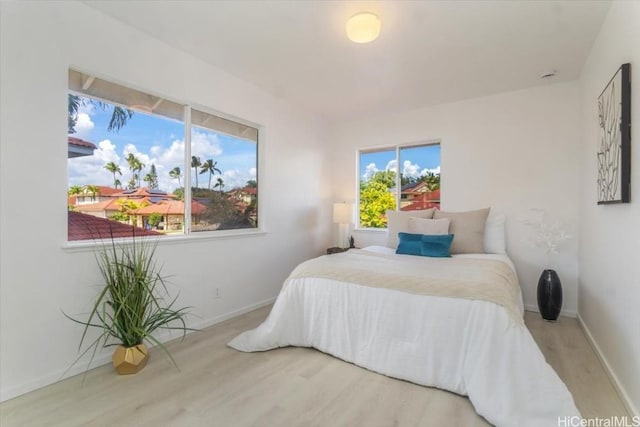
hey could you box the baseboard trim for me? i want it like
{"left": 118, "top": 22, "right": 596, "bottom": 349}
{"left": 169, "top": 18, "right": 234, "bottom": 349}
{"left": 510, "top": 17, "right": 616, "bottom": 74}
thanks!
{"left": 0, "top": 297, "right": 276, "bottom": 403}
{"left": 577, "top": 314, "right": 639, "bottom": 418}
{"left": 188, "top": 297, "right": 276, "bottom": 331}
{"left": 524, "top": 303, "right": 577, "bottom": 318}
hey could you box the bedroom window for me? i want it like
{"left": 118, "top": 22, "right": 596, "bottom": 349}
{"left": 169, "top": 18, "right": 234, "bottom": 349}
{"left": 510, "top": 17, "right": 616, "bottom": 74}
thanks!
{"left": 358, "top": 142, "right": 440, "bottom": 228}
{"left": 67, "top": 69, "right": 259, "bottom": 242}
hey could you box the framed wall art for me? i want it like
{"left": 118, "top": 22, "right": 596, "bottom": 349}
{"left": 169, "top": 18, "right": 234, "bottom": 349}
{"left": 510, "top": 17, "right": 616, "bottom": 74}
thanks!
{"left": 597, "top": 63, "right": 631, "bottom": 204}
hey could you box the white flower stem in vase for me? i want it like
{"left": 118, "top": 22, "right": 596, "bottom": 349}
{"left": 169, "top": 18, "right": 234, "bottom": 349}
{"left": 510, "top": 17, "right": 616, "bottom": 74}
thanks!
{"left": 521, "top": 209, "right": 571, "bottom": 321}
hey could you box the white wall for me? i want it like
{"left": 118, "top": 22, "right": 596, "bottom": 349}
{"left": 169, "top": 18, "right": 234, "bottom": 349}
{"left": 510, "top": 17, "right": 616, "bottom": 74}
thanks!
{"left": 0, "top": 2, "right": 330, "bottom": 401}
{"left": 329, "top": 82, "right": 582, "bottom": 316}
{"left": 578, "top": 1, "right": 640, "bottom": 416}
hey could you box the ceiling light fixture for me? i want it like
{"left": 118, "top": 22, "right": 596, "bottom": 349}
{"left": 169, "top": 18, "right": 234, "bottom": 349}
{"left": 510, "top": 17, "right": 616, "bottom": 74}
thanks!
{"left": 346, "top": 12, "right": 381, "bottom": 44}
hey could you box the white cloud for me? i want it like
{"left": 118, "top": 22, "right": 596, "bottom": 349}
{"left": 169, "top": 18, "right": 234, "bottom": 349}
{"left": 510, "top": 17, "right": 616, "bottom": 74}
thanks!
{"left": 77, "top": 101, "right": 96, "bottom": 116}
{"left": 158, "top": 139, "right": 185, "bottom": 168}
{"left": 221, "top": 169, "right": 242, "bottom": 189}
{"left": 68, "top": 128, "right": 253, "bottom": 194}
{"left": 360, "top": 159, "right": 440, "bottom": 182}
{"left": 402, "top": 160, "right": 421, "bottom": 179}
{"left": 95, "top": 140, "right": 120, "bottom": 164}
{"left": 385, "top": 159, "right": 397, "bottom": 173}
{"left": 73, "top": 113, "right": 95, "bottom": 138}
{"left": 191, "top": 131, "right": 223, "bottom": 159}
{"left": 362, "top": 162, "right": 379, "bottom": 180}
{"left": 420, "top": 165, "right": 441, "bottom": 176}
{"left": 67, "top": 139, "right": 121, "bottom": 187}
{"left": 150, "top": 145, "right": 163, "bottom": 157}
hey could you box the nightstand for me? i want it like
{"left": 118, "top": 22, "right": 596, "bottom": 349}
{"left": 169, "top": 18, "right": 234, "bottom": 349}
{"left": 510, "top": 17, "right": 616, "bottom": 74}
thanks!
{"left": 326, "top": 247, "right": 349, "bottom": 255}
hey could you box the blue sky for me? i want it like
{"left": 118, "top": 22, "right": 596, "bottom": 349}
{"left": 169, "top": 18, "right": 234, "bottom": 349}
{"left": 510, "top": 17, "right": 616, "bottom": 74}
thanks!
{"left": 68, "top": 97, "right": 257, "bottom": 192}
{"left": 360, "top": 144, "right": 440, "bottom": 181}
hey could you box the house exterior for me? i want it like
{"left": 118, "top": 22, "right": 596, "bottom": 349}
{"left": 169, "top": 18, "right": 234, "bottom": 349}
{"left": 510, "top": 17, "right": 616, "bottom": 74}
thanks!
{"left": 67, "top": 136, "right": 97, "bottom": 158}
{"left": 132, "top": 199, "right": 208, "bottom": 232}
{"left": 389, "top": 182, "right": 441, "bottom": 211}
{"left": 70, "top": 185, "right": 121, "bottom": 206}
{"left": 70, "top": 186, "right": 209, "bottom": 235}
{"left": 400, "top": 183, "right": 440, "bottom": 211}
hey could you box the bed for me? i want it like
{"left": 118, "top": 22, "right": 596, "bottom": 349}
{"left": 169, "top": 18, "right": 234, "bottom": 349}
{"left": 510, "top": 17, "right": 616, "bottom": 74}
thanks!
{"left": 229, "top": 211, "right": 581, "bottom": 426}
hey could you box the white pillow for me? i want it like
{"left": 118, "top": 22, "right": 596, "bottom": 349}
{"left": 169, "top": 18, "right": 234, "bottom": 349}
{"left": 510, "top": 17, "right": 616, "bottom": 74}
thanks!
{"left": 385, "top": 209, "right": 435, "bottom": 249}
{"left": 407, "top": 217, "right": 450, "bottom": 235}
{"left": 484, "top": 211, "right": 506, "bottom": 254}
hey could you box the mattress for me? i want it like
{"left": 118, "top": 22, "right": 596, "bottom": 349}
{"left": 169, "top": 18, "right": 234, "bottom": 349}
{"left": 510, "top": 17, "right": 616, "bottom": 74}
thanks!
{"left": 229, "top": 247, "right": 580, "bottom": 426}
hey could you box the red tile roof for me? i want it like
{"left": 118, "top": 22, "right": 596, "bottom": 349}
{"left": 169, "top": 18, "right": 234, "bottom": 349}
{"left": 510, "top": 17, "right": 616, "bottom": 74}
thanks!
{"left": 111, "top": 187, "right": 176, "bottom": 199}
{"left": 133, "top": 200, "right": 207, "bottom": 215}
{"left": 402, "top": 190, "right": 441, "bottom": 211}
{"left": 68, "top": 136, "right": 97, "bottom": 150}
{"left": 93, "top": 186, "right": 121, "bottom": 196}
{"left": 68, "top": 211, "right": 161, "bottom": 241}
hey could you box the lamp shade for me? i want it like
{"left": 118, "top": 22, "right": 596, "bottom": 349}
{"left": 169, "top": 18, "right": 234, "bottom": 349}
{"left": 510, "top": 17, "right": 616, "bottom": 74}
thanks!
{"left": 333, "top": 203, "right": 353, "bottom": 224}
{"left": 346, "top": 12, "right": 381, "bottom": 44}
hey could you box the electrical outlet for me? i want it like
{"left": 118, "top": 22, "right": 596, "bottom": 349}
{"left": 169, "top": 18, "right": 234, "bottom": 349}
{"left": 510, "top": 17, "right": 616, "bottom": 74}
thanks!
{"left": 214, "top": 287, "right": 221, "bottom": 299}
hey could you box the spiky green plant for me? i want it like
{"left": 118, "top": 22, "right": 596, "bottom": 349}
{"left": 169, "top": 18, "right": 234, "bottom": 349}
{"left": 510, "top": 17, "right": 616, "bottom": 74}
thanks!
{"left": 65, "top": 234, "right": 192, "bottom": 373}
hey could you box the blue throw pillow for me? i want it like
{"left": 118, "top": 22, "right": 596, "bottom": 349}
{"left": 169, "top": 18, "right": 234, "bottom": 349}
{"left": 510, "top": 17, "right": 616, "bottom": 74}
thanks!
{"left": 421, "top": 234, "right": 455, "bottom": 257}
{"left": 395, "top": 232, "right": 423, "bottom": 256}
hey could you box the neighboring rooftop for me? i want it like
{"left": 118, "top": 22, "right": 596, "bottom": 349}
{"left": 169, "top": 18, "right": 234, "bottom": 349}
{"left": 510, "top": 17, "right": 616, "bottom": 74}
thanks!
{"left": 67, "top": 136, "right": 97, "bottom": 158}
{"left": 68, "top": 211, "right": 161, "bottom": 241}
{"left": 112, "top": 187, "right": 176, "bottom": 199}
{"left": 133, "top": 200, "right": 207, "bottom": 216}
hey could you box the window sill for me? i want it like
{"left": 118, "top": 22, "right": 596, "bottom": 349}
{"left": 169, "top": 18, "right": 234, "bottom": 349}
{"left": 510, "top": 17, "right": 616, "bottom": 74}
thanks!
{"left": 352, "top": 228, "right": 388, "bottom": 233}
{"left": 62, "top": 229, "right": 267, "bottom": 253}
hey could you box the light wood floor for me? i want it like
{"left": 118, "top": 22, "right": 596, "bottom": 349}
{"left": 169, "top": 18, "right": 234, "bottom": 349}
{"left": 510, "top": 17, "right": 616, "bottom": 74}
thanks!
{"left": 0, "top": 306, "right": 629, "bottom": 427}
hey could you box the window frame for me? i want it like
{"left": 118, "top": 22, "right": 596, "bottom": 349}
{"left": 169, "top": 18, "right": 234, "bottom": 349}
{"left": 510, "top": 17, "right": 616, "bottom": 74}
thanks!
{"left": 355, "top": 140, "right": 441, "bottom": 230}
{"left": 65, "top": 69, "right": 264, "bottom": 247}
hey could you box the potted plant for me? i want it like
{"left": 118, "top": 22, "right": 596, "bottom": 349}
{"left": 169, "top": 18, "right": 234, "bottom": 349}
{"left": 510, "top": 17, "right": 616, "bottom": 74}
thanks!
{"left": 66, "top": 234, "right": 192, "bottom": 375}
{"left": 521, "top": 208, "right": 572, "bottom": 322}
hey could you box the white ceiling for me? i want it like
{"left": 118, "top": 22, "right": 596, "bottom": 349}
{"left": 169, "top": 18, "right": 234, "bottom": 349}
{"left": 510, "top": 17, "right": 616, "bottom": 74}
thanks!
{"left": 84, "top": 1, "right": 610, "bottom": 123}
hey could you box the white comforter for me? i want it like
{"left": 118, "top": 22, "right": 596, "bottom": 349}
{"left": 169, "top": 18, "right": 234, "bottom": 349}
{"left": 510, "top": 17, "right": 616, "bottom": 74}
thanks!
{"left": 229, "top": 247, "right": 580, "bottom": 426}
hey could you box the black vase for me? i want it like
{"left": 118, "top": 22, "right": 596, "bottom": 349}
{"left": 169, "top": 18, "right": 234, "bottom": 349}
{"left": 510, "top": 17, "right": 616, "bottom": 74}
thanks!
{"left": 537, "top": 269, "right": 563, "bottom": 321}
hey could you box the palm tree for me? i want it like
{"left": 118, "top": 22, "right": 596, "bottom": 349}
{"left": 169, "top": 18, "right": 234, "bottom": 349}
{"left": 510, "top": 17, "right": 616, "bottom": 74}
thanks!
{"left": 200, "top": 159, "right": 221, "bottom": 190}
{"left": 86, "top": 185, "right": 100, "bottom": 202}
{"left": 68, "top": 94, "right": 133, "bottom": 134}
{"left": 126, "top": 153, "right": 137, "bottom": 184}
{"left": 134, "top": 158, "right": 145, "bottom": 188}
{"left": 68, "top": 185, "right": 83, "bottom": 196}
{"left": 68, "top": 94, "right": 82, "bottom": 134}
{"left": 126, "top": 154, "right": 145, "bottom": 188}
{"left": 114, "top": 178, "right": 122, "bottom": 189}
{"left": 191, "top": 156, "right": 202, "bottom": 189}
{"left": 419, "top": 171, "right": 440, "bottom": 191}
{"left": 143, "top": 164, "right": 159, "bottom": 189}
{"left": 104, "top": 161, "right": 122, "bottom": 188}
{"left": 169, "top": 167, "right": 182, "bottom": 186}
{"left": 214, "top": 177, "right": 225, "bottom": 193}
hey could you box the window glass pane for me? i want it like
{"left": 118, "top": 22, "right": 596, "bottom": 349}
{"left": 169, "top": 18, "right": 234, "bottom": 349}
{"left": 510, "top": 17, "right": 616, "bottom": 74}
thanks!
{"left": 357, "top": 143, "right": 441, "bottom": 229}
{"left": 358, "top": 149, "right": 397, "bottom": 228}
{"left": 190, "top": 109, "right": 258, "bottom": 232}
{"left": 398, "top": 144, "right": 441, "bottom": 211}
{"left": 68, "top": 70, "right": 260, "bottom": 241}
{"left": 67, "top": 88, "right": 185, "bottom": 241}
